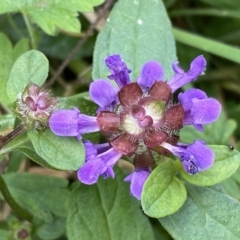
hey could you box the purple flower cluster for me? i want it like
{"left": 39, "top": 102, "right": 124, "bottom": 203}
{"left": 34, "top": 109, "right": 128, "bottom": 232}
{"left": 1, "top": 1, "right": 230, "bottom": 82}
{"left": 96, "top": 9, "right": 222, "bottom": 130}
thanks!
{"left": 49, "top": 55, "right": 221, "bottom": 200}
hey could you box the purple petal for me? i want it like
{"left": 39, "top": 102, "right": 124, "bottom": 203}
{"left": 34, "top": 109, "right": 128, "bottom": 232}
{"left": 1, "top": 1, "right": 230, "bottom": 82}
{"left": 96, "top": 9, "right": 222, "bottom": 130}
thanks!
{"left": 182, "top": 157, "right": 199, "bottom": 175}
{"left": 193, "top": 124, "right": 204, "bottom": 132}
{"left": 89, "top": 80, "right": 119, "bottom": 110}
{"left": 78, "top": 113, "right": 100, "bottom": 136}
{"left": 99, "top": 147, "right": 122, "bottom": 166}
{"left": 168, "top": 55, "right": 206, "bottom": 92}
{"left": 187, "top": 140, "right": 214, "bottom": 171}
{"left": 178, "top": 89, "right": 207, "bottom": 111}
{"left": 78, "top": 143, "right": 122, "bottom": 185}
{"left": 84, "top": 141, "right": 111, "bottom": 161}
{"left": 172, "top": 61, "right": 184, "bottom": 73}
{"left": 49, "top": 108, "right": 80, "bottom": 137}
{"left": 77, "top": 158, "right": 107, "bottom": 184}
{"left": 124, "top": 168, "right": 150, "bottom": 200}
{"left": 84, "top": 141, "right": 97, "bottom": 159}
{"left": 105, "top": 54, "right": 131, "bottom": 88}
{"left": 184, "top": 98, "right": 221, "bottom": 125}
{"left": 161, "top": 141, "right": 214, "bottom": 173}
{"left": 49, "top": 108, "right": 99, "bottom": 140}
{"left": 137, "top": 61, "right": 164, "bottom": 90}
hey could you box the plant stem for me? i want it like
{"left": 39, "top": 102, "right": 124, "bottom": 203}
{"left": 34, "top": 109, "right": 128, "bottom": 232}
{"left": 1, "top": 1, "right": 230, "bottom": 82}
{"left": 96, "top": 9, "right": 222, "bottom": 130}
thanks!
{"left": 0, "top": 174, "right": 33, "bottom": 222}
{"left": 22, "top": 13, "right": 36, "bottom": 49}
{"left": 0, "top": 125, "right": 26, "bottom": 151}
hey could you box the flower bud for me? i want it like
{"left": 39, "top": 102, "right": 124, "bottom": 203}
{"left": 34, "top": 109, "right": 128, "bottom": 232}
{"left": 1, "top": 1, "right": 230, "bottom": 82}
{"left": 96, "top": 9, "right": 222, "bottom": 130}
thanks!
{"left": 16, "top": 84, "right": 58, "bottom": 128}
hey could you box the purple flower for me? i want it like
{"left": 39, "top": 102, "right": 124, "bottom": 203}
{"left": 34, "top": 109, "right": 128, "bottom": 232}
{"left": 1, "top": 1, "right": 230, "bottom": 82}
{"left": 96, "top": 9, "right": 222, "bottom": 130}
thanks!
{"left": 124, "top": 167, "right": 151, "bottom": 200}
{"left": 161, "top": 140, "right": 214, "bottom": 174}
{"left": 178, "top": 89, "right": 221, "bottom": 131}
{"left": 77, "top": 141, "right": 122, "bottom": 184}
{"left": 48, "top": 54, "right": 220, "bottom": 200}
{"left": 49, "top": 107, "right": 99, "bottom": 141}
{"left": 105, "top": 54, "right": 131, "bottom": 88}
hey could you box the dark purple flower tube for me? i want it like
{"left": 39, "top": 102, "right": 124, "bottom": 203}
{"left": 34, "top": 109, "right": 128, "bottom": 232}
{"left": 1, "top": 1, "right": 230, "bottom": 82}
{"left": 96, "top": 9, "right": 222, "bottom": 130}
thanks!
{"left": 161, "top": 140, "right": 214, "bottom": 174}
{"left": 167, "top": 55, "right": 206, "bottom": 92}
{"left": 105, "top": 54, "right": 131, "bottom": 88}
{"left": 178, "top": 89, "right": 221, "bottom": 131}
{"left": 124, "top": 167, "right": 151, "bottom": 200}
{"left": 78, "top": 141, "right": 122, "bottom": 184}
{"left": 49, "top": 107, "right": 99, "bottom": 140}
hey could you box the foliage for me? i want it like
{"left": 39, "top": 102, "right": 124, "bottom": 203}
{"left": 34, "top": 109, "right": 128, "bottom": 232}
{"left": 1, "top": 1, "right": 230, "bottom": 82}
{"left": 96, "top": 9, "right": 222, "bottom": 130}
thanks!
{"left": 0, "top": 0, "right": 240, "bottom": 239}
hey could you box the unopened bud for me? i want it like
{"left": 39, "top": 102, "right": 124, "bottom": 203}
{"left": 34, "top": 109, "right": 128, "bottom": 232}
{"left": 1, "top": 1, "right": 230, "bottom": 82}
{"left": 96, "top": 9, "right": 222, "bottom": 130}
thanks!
{"left": 16, "top": 84, "right": 58, "bottom": 129}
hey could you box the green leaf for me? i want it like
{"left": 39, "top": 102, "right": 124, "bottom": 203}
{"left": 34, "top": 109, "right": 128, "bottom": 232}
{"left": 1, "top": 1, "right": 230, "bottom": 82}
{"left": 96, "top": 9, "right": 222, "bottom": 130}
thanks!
{"left": 3, "top": 173, "right": 70, "bottom": 221}
{"left": 7, "top": 151, "right": 25, "bottom": 173}
{"left": 0, "top": 0, "right": 104, "bottom": 35}
{"left": 0, "top": 33, "right": 13, "bottom": 105}
{"left": 58, "top": 92, "right": 97, "bottom": 116}
{"left": 173, "top": 28, "right": 240, "bottom": 64}
{"left": 93, "top": 0, "right": 176, "bottom": 80}
{"left": 0, "top": 34, "right": 29, "bottom": 106}
{"left": 12, "top": 38, "right": 29, "bottom": 62}
{"left": 28, "top": 129, "right": 85, "bottom": 170}
{"left": 17, "top": 141, "right": 55, "bottom": 169}
{"left": 0, "top": 230, "right": 9, "bottom": 240}
{"left": 160, "top": 184, "right": 240, "bottom": 239}
{"left": 36, "top": 218, "right": 66, "bottom": 240}
{"left": 180, "top": 145, "right": 240, "bottom": 186}
{"left": 0, "top": 132, "right": 28, "bottom": 156}
{"left": 66, "top": 167, "right": 155, "bottom": 240}
{"left": 7, "top": 50, "right": 48, "bottom": 102}
{"left": 0, "top": 114, "right": 15, "bottom": 135}
{"left": 221, "top": 177, "right": 240, "bottom": 199}
{"left": 141, "top": 159, "right": 187, "bottom": 218}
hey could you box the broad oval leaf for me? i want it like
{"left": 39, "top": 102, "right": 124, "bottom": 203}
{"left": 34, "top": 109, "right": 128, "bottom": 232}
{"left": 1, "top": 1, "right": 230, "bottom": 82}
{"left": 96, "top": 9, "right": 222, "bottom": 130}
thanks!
{"left": 93, "top": 0, "right": 176, "bottom": 80}
{"left": 3, "top": 173, "right": 70, "bottom": 222}
{"left": 0, "top": 32, "right": 13, "bottom": 105}
{"left": 160, "top": 184, "right": 240, "bottom": 239}
{"left": 7, "top": 50, "right": 48, "bottom": 102}
{"left": 28, "top": 129, "right": 85, "bottom": 171}
{"left": 66, "top": 167, "right": 155, "bottom": 240}
{"left": 180, "top": 145, "right": 240, "bottom": 186}
{"left": 141, "top": 159, "right": 187, "bottom": 218}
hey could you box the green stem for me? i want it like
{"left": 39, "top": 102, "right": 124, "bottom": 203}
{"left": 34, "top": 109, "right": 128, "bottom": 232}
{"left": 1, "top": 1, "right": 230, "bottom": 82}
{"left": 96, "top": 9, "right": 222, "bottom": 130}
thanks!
{"left": 0, "top": 174, "right": 33, "bottom": 222}
{"left": 22, "top": 13, "right": 36, "bottom": 49}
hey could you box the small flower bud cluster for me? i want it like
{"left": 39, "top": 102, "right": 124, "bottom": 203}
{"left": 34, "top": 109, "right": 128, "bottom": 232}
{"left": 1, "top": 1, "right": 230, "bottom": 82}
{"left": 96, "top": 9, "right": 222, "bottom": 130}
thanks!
{"left": 16, "top": 84, "right": 58, "bottom": 129}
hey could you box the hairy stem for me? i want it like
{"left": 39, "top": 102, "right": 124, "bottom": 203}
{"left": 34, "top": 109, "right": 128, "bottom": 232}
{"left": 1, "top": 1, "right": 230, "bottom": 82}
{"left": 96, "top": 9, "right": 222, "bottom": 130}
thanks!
{"left": 0, "top": 125, "right": 26, "bottom": 151}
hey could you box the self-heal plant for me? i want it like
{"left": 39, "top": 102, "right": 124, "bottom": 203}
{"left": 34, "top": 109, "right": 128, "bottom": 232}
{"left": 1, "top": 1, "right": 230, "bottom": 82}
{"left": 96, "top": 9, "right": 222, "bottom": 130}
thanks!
{"left": 49, "top": 54, "right": 221, "bottom": 199}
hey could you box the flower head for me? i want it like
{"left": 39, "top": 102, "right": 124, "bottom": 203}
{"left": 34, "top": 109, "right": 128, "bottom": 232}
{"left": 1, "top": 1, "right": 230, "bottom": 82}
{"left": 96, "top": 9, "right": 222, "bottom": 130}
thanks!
{"left": 16, "top": 84, "right": 58, "bottom": 128}
{"left": 49, "top": 54, "right": 221, "bottom": 199}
